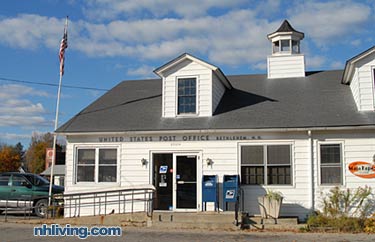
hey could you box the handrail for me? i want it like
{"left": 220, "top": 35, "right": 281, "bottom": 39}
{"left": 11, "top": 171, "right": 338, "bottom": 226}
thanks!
{"left": 51, "top": 186, "right": 155, "bottom": 219}
{"left": 1, "top": 186, "right": 155, "bottom": 221}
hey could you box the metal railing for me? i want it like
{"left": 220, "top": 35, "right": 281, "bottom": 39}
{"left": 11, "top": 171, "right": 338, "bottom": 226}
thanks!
{"left": 50, "top": 187, "right": 155, "bottom": 218}
{"left": 1, "top": 197, "right": 34, "bottom": 222}
{"left": 1, "top": 186, "right": 155, "bottom": 221}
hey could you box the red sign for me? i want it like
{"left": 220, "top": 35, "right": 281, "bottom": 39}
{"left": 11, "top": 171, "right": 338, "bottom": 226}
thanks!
{"left": 348, "top": 161, "right": 375, "bottom": 179}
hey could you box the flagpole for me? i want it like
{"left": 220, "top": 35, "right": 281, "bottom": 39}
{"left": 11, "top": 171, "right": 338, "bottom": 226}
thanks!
{"left": 48, "top": 16, "right": 68, "bottom": 207}
{"left": 48, "top": 73, "right": 63, "bottom": 206}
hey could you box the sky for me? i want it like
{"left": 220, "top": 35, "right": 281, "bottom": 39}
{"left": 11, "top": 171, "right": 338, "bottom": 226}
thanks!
{"left": 0, "top": 0, "right": 374, "bottom": 147}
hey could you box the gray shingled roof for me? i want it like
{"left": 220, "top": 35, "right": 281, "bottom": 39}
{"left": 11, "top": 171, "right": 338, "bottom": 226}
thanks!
{"left": 57, "top": 70, "right": 375, "bottom": 133}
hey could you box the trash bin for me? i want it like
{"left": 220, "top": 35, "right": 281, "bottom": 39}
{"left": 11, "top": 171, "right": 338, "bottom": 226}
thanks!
{"left": 202, "top": 175, "right": 218, "bottom": 211}
{"left": 223, "top": 175, "right": 240, "bottom": 210}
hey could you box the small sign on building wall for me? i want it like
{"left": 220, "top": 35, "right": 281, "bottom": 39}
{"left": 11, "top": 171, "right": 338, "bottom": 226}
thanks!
{"left": 348, "top": 161, "right": 375, "bottom": 179}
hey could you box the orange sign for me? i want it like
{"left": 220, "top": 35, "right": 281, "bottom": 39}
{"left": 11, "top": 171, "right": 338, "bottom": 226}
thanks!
{"left": 348, "top": 161, "right": 375, "bottom": 179}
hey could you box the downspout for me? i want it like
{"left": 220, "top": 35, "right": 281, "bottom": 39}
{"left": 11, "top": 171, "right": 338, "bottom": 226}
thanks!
{"left": 308, "top": 130, "right": 315, "bottom": 212}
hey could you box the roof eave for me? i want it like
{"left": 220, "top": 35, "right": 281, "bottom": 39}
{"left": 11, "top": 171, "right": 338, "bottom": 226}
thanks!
{"left": 341, "top": 46, "right": 375, "bottom": 84}
{"left": 153, "top": 53, "right": 218, "bottom": 77}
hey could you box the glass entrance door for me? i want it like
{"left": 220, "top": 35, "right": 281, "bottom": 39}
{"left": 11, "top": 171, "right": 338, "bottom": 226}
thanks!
{"left": 175, "top": 155, "right": 197, "bottom": 209}
{"left": 153, "top": 153, "right": 173, "bottom": 210}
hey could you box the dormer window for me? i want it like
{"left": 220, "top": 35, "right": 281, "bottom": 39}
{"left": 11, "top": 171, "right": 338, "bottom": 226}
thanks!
{"left": 177, "top": 77, "right": 197, "bottom": 115}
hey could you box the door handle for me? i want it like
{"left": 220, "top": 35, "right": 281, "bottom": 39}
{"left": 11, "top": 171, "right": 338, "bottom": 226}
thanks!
{"left": 11, "top": 189, "right": 16, "bottom": 192}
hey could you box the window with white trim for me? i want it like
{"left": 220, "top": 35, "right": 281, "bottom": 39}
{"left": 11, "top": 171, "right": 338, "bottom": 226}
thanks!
{"left": 241, "top": 144, "right": 292, "bottom": 185}
{"left": 76, "top": 148, "right": 118, "bottom": 183}
{"left": 177, "top": 77, "right": 197, "bottom": 114}
{"left": 319, "top": 143, "right": 342, "bottom": 185}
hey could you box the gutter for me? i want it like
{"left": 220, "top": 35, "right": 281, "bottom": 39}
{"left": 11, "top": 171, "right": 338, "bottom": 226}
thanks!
{"left": 56, "top": 125, "right": 375, "bottom": 136}
{"left": 308, "top": 130, "right": 315, "bottom": 212}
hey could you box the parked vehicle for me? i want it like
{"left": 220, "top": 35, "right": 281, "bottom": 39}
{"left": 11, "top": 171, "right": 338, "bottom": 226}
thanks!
{"left": 0, "top": 172, "right": 64, "bottom": 217}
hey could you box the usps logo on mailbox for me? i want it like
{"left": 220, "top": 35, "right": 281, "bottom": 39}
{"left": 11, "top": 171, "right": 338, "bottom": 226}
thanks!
{"left": 225, "top": 190, "right": 235, "bottom": 199}
{"left": 159, "top": 166, "right": 168, "bottom": 174}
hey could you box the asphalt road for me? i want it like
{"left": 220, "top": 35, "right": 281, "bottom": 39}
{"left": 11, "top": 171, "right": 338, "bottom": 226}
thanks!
{"left": 1, "top": 222, "right": 375, "bottom": 242}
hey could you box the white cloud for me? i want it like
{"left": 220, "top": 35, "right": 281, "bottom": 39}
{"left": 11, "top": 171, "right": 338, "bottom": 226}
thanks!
{"left": 1, "top": 133, "right": 32, "bottom": 140}
{"left": 0, "top": 1, "right": 372, "bottom": 69}
{"left": 126, "top": 65, "right": 156, "bottom": 78}
{"left": 288, "top": 1, "right": 371, "bottom": 45}
{"left": 0, "top": 14, "right": 63, "bottom": 49}
{"left": 82, "top": 0, "right": 246, "bottom": 20}
{"left": 330, "top": 61, "right": 344, "bottom": 69}
{"left": 306, "top": 55, "right": 326, "bottom": 69}
{"left": 0, "top": 84, "right": 50, "bottom": 128}
{"left": 350, "top": 39, "right": 362, "bottom": 46}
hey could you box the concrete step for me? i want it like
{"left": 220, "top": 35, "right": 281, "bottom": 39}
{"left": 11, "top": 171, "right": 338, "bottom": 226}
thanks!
{"left": 153, "top": 212, "right": 237, "bottom": 223}
{"left": 152, "top": 212, "right": 240, "bottom": 230}
{"left": 241, "top": 216, "right": 300, "bottom": 230}
{"left": 245, "top": 216, "right": 299, "bottom": 225}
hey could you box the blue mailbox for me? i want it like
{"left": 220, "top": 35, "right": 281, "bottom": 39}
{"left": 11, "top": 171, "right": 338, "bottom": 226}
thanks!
{"left": 223, "top": 175, "right": 240, "bottom": 206}
{"left": 202, "top": 175, "right": 218, "bottom": 211}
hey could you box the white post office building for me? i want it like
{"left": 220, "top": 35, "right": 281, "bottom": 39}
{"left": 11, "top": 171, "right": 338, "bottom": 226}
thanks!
{"left": 57, "top": 20, "right": 375, "bottom": 220}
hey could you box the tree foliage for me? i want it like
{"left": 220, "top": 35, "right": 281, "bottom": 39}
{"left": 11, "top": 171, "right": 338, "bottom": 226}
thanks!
{"left": 0, "top": 145, "right": 21, "bottom": 172}
{"left": 26, "top": 132, "right": 62, "bottom": 174}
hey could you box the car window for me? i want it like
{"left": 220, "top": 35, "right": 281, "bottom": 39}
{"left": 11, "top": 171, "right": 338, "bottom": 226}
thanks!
{"left": 24, "top": 174, "right": 49, "bottom": 186}
{"left": 0, "top": 175, "right": 10, "bottom": 186}
{"left": 11, "top": 175, "right": 29, "bottom": 186}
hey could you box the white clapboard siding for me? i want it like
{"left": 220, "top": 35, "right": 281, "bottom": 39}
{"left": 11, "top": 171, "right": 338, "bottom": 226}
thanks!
{"left": 350, "top": 70, "right": 361, "bottom": 110}
{"left": 351, "top": 56, "right": 375, "bottom": 111}
{"left": 64, "top": 130, "right": 375, "bottom": 219}
{"left": 162, "top": 59, "right": 213, "bottom": 117}
{"left": 267, "top": 55, "right": 305, "bottom": 79}
{"left": 314, "top": 136, "right": 375, "bottom": 212}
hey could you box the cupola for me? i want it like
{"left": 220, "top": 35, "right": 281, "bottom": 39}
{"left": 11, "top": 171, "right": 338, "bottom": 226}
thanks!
{"left": 267, "top": 20, "right": 306, "bottom": 79}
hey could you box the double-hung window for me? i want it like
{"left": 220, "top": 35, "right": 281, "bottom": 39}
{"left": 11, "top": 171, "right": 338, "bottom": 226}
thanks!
{"left": 76, "top": 148, "right": 118, "bottom": 183}
{"left": 241, "top": 144, "right": 292, "bottom": 185}
{"left": 177, "top": 77, "right": 197, "bottom": 114}
{"left": 319, "top": 143, "right": 342, "bottom": 185}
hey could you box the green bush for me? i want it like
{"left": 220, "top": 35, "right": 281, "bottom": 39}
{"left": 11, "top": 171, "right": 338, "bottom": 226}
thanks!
{"left": 306, "top": 186, "right": 374, "bottom": 233}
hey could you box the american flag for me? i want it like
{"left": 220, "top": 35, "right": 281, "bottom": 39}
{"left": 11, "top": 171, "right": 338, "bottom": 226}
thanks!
{"left": 59, "top": 18, "right": 68, "bottom": 76}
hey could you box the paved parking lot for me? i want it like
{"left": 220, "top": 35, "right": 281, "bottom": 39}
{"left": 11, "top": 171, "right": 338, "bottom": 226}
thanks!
{"left": 1, "top": 221, "right": 375, "bottom": 242}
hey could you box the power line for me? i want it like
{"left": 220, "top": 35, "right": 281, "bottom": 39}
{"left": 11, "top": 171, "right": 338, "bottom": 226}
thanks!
{"left": 0, "top": 76, "right": 109, "bottom": 91}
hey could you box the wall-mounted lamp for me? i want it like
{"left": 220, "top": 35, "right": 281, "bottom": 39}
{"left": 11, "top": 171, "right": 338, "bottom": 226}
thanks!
{"left": 206, "top": 158, "right": 213, "bottom": 166}
{"left": 141, "top": 158, "right": 148, "bottom": 166}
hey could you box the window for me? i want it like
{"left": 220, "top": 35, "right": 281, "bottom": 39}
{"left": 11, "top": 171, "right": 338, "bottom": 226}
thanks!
{"left": 77, "top": 149, "right": 95, "bottom": 182}
{"left": 76, "top": 148, "right": 118, "bottom": 183}
{"left": 273, "top": 41, "right": 280, "bottom": 53}
{"left": 280, "top": 40, "right": 290, "bottom": 52}
{"left": 292, "top": 40, "right": 299, "bottom": 53}
{"left": 177, "top": 77, "right": 196, "bottom": 114}
{"left": 320, "top": 144, "right": 342, "bottom": 185}
{"left": 11, "top": 175, "right": 29, "bottom": 186}
{"left": 99, "top": 149, "right": 117, "bottom": 182}
{"left": 241, "top": 145, "right": 292, "bottom": 185}
{"left": 0, "top": 175, "right": 10, "bottom": 186}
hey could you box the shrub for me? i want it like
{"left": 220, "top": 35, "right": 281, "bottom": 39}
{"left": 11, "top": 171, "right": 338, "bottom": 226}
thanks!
{"left": 364, "top": 214, "right": 375, "bottom": 233}
{"left": 307, "top": 186, "right": 374, "bottom": 232}
{"left": 307, "top": 212, "right": 364, "bottom": 232}
{"left": 322, "top": 186, "right": 372, "bottom": 218}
